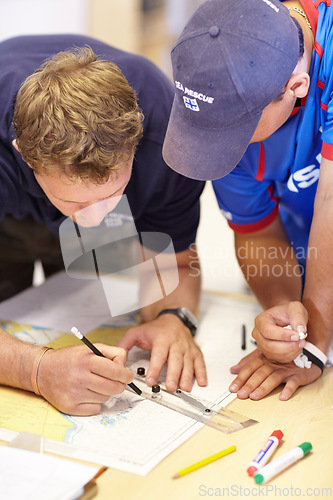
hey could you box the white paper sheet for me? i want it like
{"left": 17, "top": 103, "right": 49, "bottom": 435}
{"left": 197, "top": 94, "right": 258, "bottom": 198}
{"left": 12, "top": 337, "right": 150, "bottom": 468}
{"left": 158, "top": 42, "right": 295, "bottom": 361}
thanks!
{"left": 0, "top": 272, "right": 133, "bottom": 333}
{"left": 0, "top": 446, "right": 98, "bottom": 500}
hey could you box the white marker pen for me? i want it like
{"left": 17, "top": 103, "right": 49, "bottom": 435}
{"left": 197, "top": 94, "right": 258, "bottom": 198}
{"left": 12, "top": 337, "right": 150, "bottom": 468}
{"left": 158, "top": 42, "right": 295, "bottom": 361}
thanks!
{"left": 247, "top": 430, "right": 284, "bottom": 476}
{"left": 254, "top": 442, "right": 312, "bottom": 485}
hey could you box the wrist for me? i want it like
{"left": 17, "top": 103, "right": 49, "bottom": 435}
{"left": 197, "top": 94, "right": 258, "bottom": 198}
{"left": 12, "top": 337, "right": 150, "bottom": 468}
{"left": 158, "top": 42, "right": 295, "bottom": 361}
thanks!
{"left": 294, "top": 341, "right": 327, "bottom": 372}
{"left": 156, "top": 307, "right": 198, "bottom": 337}
{"left": 30, "top": 347, "right": 53, "bottom": 396}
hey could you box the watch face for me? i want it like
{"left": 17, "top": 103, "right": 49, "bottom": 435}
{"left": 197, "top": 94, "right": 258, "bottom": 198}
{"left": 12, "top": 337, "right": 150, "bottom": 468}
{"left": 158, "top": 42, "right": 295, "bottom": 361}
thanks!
{"left": 179, "top": 307, "right": 198, "bottom": 328}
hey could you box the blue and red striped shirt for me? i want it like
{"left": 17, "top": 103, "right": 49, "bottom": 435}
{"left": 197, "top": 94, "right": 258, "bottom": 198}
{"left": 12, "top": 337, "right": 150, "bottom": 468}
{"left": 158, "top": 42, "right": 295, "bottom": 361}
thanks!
{"left": 213, "top": 0, "right": 333, "bottom": 266}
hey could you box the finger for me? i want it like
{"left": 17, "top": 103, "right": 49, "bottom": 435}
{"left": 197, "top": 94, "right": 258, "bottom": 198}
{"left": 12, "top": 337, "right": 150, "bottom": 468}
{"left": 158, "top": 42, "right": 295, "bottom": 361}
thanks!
{"left": 253, "top": 322, "right": 303, "bottom": 343}
{"left": 178, "top": 355, "right": 194, "bottom": 392}
{"left": 90, "top": 356, "right": 134, "bottom": 385}
{"left": 87, "top": 371, "right": 129, "bottom": 397}
{"left": 146, "top": 341, "right": 169, "bottom": 386}
{"left": 73, "top": 402, "right": 103, "bottom": 416}
{"left": 95, "top": 344, "right": 128, "bottom": 365}
{"left": 116, "top": 329, "right": 140, "bottom": 351}
{"left": 235, "top": 364, "right": 277, "bottom": 399}
{"left": 252, "top": 334, "right": 303, "bottom": 360}
{"left": 279, "top": 376, "right": 301, "bottom": 401}
{"left": 279, "top": 364, "right": 321, "bottom": 401}
{"left": 230, "top": 349, "right": 262, "bottom": 373}
{"left": 193, "top": 354, "right": 207, "bottom": 387}
{"left": 229, "top": 356, "right": 265, "bottom": 393}
{"left": 165, "top": 349, "right": 186, "bottom": 392}
{"left": 248, "top": 369, "right": 287, "bottom": 400}
{"left": 287, "top": 302, "right": 308, "bottom": 338}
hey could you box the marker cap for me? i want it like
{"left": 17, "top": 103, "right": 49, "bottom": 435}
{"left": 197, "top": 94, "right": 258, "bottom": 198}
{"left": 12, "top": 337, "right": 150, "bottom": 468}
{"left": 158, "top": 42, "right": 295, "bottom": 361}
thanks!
{"left": 299, "top": 442, "right": 312, "bottom": 456}
{"left": 247, "top": 466, "right": 257, "bottom": 477}
{"left": 254, "top": 473, "right": 265, "bottom": 484}
{"left": 272, "top": 430, "right": 284, "bottom": 442}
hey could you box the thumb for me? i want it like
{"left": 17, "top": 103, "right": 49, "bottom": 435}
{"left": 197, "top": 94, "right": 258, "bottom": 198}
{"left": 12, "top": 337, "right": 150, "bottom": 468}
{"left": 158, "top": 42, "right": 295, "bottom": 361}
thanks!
{"left": 288, "top": 303, "right": 308, "bottom": 338}
{"left": 117, "top": 329, "right": 139, "bottom": 351}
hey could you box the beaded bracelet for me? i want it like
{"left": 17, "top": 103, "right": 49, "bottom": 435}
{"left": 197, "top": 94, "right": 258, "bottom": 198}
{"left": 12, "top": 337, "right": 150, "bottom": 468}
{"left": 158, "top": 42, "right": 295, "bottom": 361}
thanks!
{"left": 30, "top": 347, "right": 53, "bottom": 396}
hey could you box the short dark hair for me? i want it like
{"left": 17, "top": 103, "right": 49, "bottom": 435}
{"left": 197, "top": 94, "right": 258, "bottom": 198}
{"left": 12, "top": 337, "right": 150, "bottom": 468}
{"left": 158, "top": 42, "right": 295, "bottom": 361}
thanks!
{"left": 273, "top": 17, "right": 305, "bottom": 102}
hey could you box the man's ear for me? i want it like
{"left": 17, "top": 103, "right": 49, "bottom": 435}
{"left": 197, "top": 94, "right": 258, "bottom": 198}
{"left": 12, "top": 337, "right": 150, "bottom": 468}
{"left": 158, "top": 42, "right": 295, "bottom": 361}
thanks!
{"left": 12, "top": 139, "right": 19, "bottom": 152}
{"left": 12, "top": 139, "right": 33, "bottom": 168}
{"left": 287, "top": 72, "right": 310, "bottom": 99}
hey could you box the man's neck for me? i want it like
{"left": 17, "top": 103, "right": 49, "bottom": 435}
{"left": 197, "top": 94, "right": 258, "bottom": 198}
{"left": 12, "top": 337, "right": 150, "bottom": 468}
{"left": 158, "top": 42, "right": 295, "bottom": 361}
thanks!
{"left": 283, "top": 0, "right": 314, "bottom": 73}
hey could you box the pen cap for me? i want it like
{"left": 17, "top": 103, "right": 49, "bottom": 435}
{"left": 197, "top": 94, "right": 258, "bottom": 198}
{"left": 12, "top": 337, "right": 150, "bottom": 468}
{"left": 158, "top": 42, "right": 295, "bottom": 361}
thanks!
{"left": 272, "top": 430, "right": 284, "bottom": 442}
{"left": 247, "top": 466, "right": 257, "bottom": 477}
{"left": 299, "top": 442, "right": 312, "bottom": 456}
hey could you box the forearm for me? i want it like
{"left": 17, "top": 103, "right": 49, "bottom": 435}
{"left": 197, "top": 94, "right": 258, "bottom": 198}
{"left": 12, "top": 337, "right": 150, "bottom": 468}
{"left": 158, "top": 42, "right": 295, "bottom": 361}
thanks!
{"left": 235, "top": 230, "right": 302, "bottom": 310}
{"left": 302, "top": 203, "right": 333, "bottom": 354}
{"left": 0, "top": 328, "right": 40, "bottom": 391}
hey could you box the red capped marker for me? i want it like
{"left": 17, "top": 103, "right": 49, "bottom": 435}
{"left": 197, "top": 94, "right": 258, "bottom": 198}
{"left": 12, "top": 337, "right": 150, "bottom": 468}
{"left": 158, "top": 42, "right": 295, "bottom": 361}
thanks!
{"left": 247, "top": 430, "right": 284, "bottom": 477}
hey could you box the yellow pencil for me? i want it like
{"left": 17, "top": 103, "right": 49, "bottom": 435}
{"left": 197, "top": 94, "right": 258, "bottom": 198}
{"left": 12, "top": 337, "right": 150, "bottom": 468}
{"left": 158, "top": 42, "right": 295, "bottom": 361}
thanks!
{"left": 173, "top": 445, "right": 236, "bottom": 478}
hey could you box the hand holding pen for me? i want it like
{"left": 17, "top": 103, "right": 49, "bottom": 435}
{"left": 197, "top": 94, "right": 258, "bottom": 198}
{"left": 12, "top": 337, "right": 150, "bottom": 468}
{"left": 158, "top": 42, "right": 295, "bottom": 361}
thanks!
{"left": 71, "top": 327, "right": 141, "bottom": 395}
{"left": 35, "top": 330, "right": 137, "bottom": 416}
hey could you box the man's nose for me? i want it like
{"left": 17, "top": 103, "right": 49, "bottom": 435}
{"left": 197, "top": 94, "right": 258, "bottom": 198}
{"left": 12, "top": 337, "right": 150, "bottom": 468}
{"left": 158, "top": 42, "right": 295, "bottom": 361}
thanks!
{"left": 74, "top": 200, "right": 110, "bottom": 227}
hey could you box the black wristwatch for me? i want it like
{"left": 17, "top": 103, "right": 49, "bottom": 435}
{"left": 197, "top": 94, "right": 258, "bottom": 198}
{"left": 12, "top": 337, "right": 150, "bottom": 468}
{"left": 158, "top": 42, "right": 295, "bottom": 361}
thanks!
{"left": 156, "top": 307, "right": 198, "bottom": 337}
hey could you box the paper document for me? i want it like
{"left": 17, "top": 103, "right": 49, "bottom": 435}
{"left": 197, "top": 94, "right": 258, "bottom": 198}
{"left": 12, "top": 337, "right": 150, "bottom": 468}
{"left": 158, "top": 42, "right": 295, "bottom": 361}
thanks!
{"left": 0, "top": 273, "right": 261, "bottom": 475}
{"left": 0, "top": 446, "right": 99, "bottom": 500}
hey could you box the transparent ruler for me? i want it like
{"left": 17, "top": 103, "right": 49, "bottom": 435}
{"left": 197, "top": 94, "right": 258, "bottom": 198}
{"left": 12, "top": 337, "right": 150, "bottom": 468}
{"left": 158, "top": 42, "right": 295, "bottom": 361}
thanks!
{"left": 128, "top": 377, "right": 258, "bottom": 434}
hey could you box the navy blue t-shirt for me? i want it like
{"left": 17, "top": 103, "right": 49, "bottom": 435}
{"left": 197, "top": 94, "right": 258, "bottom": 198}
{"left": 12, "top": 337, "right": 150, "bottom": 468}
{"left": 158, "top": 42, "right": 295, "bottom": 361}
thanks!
{"left": 0, "top": 34, "right": 204, "bottom": 253}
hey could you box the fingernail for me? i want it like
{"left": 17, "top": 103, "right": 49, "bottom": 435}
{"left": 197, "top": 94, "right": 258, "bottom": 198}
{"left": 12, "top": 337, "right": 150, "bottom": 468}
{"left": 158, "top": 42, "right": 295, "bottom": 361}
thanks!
{"left": 167, "top": 381, "right": 177, "bottom": 391}
{"left": 147, "top": 376, "right": 155, "bottom": 385}
{"left": 291, "top": 334, "right": 299, "bottom": 341}
{"left": 237, "top": 389, "right": 247, "bottom": 398}
{"left": 229, "top": 383, "right": 238, "bottom": 392}
{"left": 250, "top": 390, "right": 260, "bottom": 399}
{"left": 299, "top": 340, "right": 306, "bottom": 348}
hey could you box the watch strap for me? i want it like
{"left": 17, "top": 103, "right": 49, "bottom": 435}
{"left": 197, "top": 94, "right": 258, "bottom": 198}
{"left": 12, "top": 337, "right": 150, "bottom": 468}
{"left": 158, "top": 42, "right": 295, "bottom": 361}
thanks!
{"left": 156, "top": 308, "right": 197, "bottom": 337}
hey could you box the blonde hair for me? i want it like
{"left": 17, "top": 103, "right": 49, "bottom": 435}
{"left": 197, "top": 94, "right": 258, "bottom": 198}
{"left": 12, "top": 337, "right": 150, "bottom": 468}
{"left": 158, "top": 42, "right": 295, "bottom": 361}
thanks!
{"left": 13, "top": 46, "right": 144, "bottom": 184}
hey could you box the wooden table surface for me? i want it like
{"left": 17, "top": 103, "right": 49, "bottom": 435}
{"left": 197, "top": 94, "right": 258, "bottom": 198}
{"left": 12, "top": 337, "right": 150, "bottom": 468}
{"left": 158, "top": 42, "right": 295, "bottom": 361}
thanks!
{"left": 94, "top": 369, "right": 332, "bottom": 499}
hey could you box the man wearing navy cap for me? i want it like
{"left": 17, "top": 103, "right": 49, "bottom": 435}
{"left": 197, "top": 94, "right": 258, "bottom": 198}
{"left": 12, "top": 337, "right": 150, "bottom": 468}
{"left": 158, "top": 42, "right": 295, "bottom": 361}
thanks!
{"left": 163, "top": 0, "right": 332, "bottom": 400}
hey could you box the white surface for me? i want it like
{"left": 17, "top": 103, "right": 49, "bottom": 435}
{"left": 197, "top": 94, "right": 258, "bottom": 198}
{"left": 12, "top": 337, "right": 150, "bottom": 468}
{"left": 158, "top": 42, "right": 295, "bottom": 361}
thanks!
{"left": 0, "top": 273, "right": 111, "bottom": 334}
{"left": 197, "top": 182, "right": 249, "bottom": 295}
{"left": 0, "top": 446, "right": 98, "bottom": 500}
{"left": 0, "top": 0, "right": 88, "bottom": 43}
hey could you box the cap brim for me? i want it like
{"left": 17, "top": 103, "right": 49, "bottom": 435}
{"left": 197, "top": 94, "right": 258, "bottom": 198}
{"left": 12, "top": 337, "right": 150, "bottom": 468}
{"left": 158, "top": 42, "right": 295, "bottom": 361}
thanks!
{"left": 163, "top": 99, "right": 262, "bottom": 181}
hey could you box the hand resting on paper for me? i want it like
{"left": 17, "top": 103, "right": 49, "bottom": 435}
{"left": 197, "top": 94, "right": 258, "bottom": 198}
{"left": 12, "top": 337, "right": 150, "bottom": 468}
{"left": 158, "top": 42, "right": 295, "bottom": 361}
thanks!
{"left": 117, "top": 313, "right": 207, "bottom": 393}
{"left": 37, "top": 344, "right": 134, "bottom": 415}
{"left": 229, "top": 348, "right": 321, "bottom": 401}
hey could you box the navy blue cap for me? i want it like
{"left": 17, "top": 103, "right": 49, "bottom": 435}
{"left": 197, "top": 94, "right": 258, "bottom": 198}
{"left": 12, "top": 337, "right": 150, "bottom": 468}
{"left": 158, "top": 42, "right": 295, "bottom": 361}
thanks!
{"left": 162, "top": 0, "right": 299, "bottom": 180}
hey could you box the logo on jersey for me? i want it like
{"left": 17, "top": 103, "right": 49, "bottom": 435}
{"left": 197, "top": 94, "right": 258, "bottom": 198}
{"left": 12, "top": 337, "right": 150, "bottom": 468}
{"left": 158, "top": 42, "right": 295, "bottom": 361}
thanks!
{"left": 220, "top": 209, "right": 233, "bottom": 221}
{"left": 287, "top": 155, "right": 321, "bottom": 193}
{"left": 183, "top": 96, "right": 200, "bottom": 111}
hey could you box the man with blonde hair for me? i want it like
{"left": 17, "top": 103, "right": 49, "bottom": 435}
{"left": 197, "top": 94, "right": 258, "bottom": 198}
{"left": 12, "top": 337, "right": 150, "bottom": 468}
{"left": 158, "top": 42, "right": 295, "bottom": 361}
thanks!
{"left": 0, "top": 34, "right": 206, "bottom": 415}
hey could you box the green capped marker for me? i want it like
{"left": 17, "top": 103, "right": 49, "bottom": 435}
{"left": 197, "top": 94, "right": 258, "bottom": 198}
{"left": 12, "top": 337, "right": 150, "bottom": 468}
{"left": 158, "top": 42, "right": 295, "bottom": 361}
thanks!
{"left": 254, "top": 442, "right": 312, "bottom": 485}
